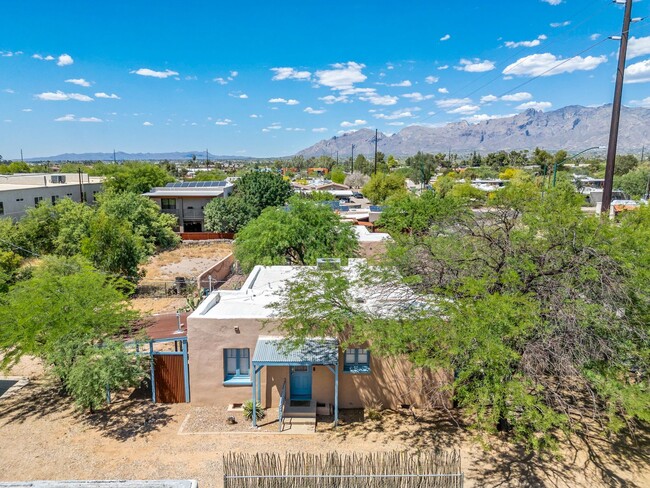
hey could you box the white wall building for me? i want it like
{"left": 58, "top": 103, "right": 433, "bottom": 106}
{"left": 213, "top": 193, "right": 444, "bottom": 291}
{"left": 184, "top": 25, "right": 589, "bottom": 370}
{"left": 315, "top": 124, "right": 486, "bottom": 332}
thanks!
{"left": 0, "top": 173, "right": 104, "bottom": 220}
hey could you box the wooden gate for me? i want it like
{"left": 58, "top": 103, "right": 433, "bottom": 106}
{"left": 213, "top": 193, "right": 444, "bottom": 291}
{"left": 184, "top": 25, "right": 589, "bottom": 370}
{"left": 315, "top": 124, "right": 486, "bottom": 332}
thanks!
{"left": 154, "top": 355, "right": 186, "bottom": 403}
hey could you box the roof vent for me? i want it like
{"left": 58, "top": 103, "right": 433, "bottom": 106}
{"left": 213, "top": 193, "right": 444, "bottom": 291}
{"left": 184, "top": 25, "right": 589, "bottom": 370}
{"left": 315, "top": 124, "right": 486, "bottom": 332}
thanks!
{"left": 317, "top": 258, "right": 341, "bottom": 271}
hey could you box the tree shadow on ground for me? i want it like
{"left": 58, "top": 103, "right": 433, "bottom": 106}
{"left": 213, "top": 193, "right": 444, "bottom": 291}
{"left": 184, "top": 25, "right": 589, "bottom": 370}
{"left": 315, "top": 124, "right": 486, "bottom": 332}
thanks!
{"left": 324, "top": 408, "right": 650, "bottom": 487}
{"left": 0, "top": 379, "right": 174, "bottom": 442}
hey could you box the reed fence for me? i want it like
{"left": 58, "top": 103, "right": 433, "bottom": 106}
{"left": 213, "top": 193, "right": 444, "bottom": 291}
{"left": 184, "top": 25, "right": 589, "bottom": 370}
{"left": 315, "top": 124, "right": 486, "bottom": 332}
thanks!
{"left": 223, "top": 450, "right": 463, "bottom": 488}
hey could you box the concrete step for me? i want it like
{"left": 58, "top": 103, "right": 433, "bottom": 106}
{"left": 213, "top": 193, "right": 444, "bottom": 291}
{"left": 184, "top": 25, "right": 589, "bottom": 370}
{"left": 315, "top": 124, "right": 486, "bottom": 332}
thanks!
{"left": 281, "top": 417, "right": 316, "bottom": 433}
{"left": 283, "top": 399, "right": 317, "bottom": 419}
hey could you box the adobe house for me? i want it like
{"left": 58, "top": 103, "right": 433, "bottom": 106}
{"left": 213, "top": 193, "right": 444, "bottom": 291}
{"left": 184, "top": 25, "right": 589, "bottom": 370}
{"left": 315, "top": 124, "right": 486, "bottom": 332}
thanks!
{"left": 187, "top": 259, "right": 448, "bottom": 426}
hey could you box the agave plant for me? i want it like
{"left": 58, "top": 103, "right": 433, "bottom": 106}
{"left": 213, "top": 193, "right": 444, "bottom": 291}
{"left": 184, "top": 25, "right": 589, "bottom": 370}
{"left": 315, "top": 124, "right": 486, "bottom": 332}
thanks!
{"left": 243, "top": 400, "right": 265, "bottom": 421}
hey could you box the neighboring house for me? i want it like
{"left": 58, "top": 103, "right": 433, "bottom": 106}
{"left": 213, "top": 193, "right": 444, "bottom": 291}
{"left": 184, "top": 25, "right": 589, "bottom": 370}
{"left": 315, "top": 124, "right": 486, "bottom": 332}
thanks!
{"left": 292, "top": 180, "right": 353, "bottom": 199}
{"left": 353, "top": 225, "right": 391, "bottom": 258}
{"left": 187, "top": 259, "right": 447, "bottom": 425}
{"left": 143, "top": 181, "right": 234, "bottom": 233}
{"left": 0, "top": 173, "right": 103, "bottom": 220}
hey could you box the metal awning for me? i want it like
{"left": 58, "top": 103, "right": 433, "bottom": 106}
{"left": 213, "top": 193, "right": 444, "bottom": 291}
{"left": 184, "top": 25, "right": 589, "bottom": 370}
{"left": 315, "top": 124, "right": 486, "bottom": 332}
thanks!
{"left": 252, "top": 336, "right": 338, "bottom": 366}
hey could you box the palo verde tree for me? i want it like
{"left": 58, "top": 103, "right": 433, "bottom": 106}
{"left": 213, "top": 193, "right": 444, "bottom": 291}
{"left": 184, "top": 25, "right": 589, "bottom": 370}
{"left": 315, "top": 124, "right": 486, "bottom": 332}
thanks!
{"left": 362, "top": 172, "right": 406, "bottom": 205}
{"left": 0, "top": 256, "right": 145, "bottom": 410}
{"left": 272, "top": 181, "right": 650, "bottom": 450}
{"left": 234, "top": 197, "right": 359, "bottom": 272}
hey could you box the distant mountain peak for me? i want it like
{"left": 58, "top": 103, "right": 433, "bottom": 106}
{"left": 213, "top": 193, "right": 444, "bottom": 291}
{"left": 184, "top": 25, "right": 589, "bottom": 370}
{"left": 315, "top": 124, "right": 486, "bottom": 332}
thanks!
{"left": 297, "top": 104, "right": 650, "bottom": 157}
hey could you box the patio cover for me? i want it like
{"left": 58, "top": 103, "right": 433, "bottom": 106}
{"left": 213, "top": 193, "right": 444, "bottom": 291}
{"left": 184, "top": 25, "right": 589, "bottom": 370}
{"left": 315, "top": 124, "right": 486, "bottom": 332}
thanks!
{"left": 252, "top": 336, "right": 338, "bottom": 366}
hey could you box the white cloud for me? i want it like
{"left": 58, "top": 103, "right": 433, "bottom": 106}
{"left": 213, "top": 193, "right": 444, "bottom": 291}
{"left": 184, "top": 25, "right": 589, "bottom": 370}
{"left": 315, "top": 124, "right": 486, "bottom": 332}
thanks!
{"left": 374, "top": 109, "right": 417, "bottom": 120}
{"left": 359, "top": 93, "right": 399, "bottom": 105}
{"left": 36, "top": 91, "right": 93, "bottom": 102}
{"left": 22, "top": 108, "right": 32, "bottom": 112}
{"left": 65, "top": 78, "right": 91, "bottom": 87}
{"left": 55, "top": 114, "right": 102, "bottom": 122}
{"left": 263, "top": 123, "right": 282, "bottom": 132}
{"left": 630, "top": 96, "right": 650, "bottom": 108}
{"left": 230, "top": 71, "right": 238, "bottom": 78}
{"left": 215, "top": 118, "right": 233, "bottom": 126}
{"left": 33, "top": 54, "right": 55, "bottom": 61}
{"left": 625, "top": 59, "right": 650, "bottom": 84}
{"left": 249, "top": 114, "right": 262, "bottom": 118}
{"left": 315, "top": 62, "right": 367, "bottom": 90}
{"left": 304, "top": 107, "right": 326, "bottom": 114}
{"left": 447, "top": 104, "right": 480, "bottom": 115}
{"left": 501, "top": 92, "right": 533, "bottom": 102}
{"left": 340, "top": 119, "right": 367, "bottom": 128}
{"left": 271, "top": 67, "right": 311, "bottom": 81}
{"left": 503, "top": 53, "right": 607, "bottom": 77}
{"left": 131, "top": 68, "right": 179, "bottom": 78}
{"left": 590, "top": 33, "right": 601, "bottom": 41}
{"left": 438, "top": 87, "right": 449, "bottom": 94}
{"left": 95, "top": 92, "right": 120, "bottom": 99}
{"left": 285, "top": 127, "right": 306, "bottom": 132}
{"left": 57, "top": 54, "right": 74, "bottom": 66}
{"left": 505, "top": 34, "right": 547, "bottom": 48}
{"left": 456, "top": 58, "right": 496, "bottom": 73}
{"left": 542, "top": 0, "right": 562, "bottom": 5}
{"left": 402, "top": 92, "right": 434, "bottom": 102}
{"left": 388, "top": 122, "right": 404, "bottom": 126}
{"left": 437, "top": 65, "right": 449, "bottom": 70}
{"left": 1, "top": 50, "right": 22, "bottom": 57}
{"left": 319, "top": 94, "right": 350, "bottom": 104}
{"left": 143, "top": 121, "right": 153, "bottom": 126}
{"left": 517, "top": 101, "right": 552, "bottom": 111}
{"left": 389, "top": 80, "right": 412, "bottom": 87}
{"left": 436, "top": 97, "right": 472, "bottom": 108}
{"left": 268, "top": 97, "right": 299, "bottom": 105}
{"left": 463, "top": 113, "right": 512, "bottom": 123}
{"left": 425, "top": 76, "right": 439, "bottom": 84}
{"left": 3, "top": 88, "right": 15, "bottom": 94}
{"left": 229, "top": 92, "right": 248, "bottom": 99}
{"left": 213, "top": 77, "right": 228, "bottom": 85}
{"left": 628, "top": 36, "right": 650, "bottom": 60}
{"left": 550, "top": 21, "right": 571, "bottom": 28}
{"left": 312, "top": 127, "right": 328, "bottom": 133}
{"left": 440, "top": 34, "right": 451, "bottom": 41}
{"left": 481, "top": 94, "right": 499, "bottom": 103}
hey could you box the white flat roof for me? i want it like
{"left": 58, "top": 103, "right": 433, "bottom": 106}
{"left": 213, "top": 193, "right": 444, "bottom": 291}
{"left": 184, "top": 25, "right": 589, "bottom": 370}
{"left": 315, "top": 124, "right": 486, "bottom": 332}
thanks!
{"left": 353, "top": 225, "right": 391, "bottom": 242}
{"left": 190, "top": 258, "right": 414, "bottom": 321}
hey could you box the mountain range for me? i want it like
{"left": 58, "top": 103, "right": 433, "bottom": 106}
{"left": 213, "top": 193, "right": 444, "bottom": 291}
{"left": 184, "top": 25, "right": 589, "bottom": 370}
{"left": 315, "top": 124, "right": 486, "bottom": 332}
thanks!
{"left": 26, "top": 151, "right": 253, "bottom": 162}
{"left": 297, "top": 105, "right": 650, "bottom": 158}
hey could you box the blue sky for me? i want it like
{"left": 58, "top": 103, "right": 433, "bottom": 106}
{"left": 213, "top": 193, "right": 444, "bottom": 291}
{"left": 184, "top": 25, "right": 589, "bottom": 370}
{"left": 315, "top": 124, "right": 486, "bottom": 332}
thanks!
{"left": 1, "top": 0, "right": 650, "bottom": 158}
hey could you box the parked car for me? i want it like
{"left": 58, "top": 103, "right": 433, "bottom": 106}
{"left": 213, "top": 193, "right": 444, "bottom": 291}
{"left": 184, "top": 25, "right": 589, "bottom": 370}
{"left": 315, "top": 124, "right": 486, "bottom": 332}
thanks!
{"left": 352, "top": 191, "right": 364, "bottom": 199}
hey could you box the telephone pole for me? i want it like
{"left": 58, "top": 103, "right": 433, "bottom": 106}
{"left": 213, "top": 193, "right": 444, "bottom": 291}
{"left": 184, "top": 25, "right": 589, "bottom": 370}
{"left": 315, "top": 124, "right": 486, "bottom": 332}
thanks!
{"left": 374, "top": 129, "right": 378, "bottom": 175}
{"left": 206, "top": 148, "right": 209, "bottom": 168}
{"left": 351, "top": 144, "right": 355, "bottom": 173}
{"left": 20, "top": 149, "right": 23, "bottom": 163}
{"left": 602, "top": 0, "right": 633, "bottom": 214}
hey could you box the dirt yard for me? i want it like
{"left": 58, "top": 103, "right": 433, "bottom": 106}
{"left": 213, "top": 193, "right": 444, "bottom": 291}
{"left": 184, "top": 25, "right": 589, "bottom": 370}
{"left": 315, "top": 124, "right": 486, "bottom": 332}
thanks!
{"left": 0, "top": 360, "right": 648, "bottom": 488}
{"left": 140, "top": 242, "right": 233, "bottom": 281}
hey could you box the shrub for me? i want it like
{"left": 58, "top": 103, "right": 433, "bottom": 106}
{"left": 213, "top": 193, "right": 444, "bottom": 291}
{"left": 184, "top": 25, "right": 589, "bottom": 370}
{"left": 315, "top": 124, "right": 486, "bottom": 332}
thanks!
{"left": 243, "top": 400, "right": 266, "bottom": 421}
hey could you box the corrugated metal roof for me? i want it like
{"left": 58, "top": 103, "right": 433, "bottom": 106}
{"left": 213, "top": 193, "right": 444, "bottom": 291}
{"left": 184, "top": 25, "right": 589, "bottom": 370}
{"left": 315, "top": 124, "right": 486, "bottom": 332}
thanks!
{"left": 252, "top": 336, "right": 338, "bottom": 365}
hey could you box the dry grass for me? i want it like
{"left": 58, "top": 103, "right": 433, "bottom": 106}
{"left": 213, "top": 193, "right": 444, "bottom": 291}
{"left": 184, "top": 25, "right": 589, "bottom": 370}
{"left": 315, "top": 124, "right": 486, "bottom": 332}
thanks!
{"left": 0, "top": 360, "right": 648, "bottom": 488}
{"left": 129, "top": 297, "right": 189, "bottom": 315}
{"left": 140, "top": 242, "right": 233, "bottom": 281}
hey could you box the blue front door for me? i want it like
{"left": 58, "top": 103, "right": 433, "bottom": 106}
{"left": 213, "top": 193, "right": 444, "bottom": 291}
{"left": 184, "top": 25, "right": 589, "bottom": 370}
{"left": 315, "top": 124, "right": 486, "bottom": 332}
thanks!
{"left": 290, "top": 366, "right": 312, "bottom": 400}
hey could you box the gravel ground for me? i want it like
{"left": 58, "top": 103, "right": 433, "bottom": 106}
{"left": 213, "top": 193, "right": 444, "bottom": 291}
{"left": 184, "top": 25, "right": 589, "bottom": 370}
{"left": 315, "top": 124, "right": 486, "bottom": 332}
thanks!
{"left": 0, "top": 362, "right": 648, "bottom": 488}
{"left": 140, "top": 242, "right": 233, "bottom": 281}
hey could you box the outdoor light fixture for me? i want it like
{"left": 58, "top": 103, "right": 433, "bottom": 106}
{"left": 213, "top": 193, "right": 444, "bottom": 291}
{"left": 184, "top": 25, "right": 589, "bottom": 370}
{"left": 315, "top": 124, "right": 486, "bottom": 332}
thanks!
{"left": 174, "top": 310, "right": 184, "bottom": 334}
{"left": 234, "top": 325, "right": 240, "bottom": 334}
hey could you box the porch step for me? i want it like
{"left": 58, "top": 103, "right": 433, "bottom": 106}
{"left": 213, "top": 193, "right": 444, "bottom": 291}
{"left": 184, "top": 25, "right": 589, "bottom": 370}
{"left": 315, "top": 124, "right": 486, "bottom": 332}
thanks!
{"left": 283, "top": 400, "right": 316, "bottom": 419}
{"left": 282, "top": 417, "right": 316, "bottom": 433}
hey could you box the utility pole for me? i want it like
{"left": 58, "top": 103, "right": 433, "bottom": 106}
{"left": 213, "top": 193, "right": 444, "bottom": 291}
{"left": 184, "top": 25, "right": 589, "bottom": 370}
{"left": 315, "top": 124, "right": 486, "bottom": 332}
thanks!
{"left": 113, "top": 149, "right": 117, "bottom": 164}
{"left": 602, "top": 0, "right": 633, "bottom": 215}
{"left": 20, "top": 149, "right": 23, "bottom": 164}
{"left": 206, "top": 148, "right": 209, "bottom": 169}
{"left": 336, "top": 150, "right": 339, "bottom": 166}
{"left": 78, "top": 168, "right": 84, "bottom": 203}
{"left": 374, "top": 129, "right": 378, "bottom": 175}
{"left": 641, "top": 145, "right": 645, "bottom": 163}
{"left": 351, "top": 144, "right": 355, "bottom": 173}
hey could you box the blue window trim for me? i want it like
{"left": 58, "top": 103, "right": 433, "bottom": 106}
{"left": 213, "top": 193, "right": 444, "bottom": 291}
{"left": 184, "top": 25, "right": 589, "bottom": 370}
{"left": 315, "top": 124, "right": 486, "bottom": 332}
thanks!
{"left": 343, "top": 348, "right": 371, "bottom": 374}
{"left": 223, "top": 348, "right": 251, "bottom": 385}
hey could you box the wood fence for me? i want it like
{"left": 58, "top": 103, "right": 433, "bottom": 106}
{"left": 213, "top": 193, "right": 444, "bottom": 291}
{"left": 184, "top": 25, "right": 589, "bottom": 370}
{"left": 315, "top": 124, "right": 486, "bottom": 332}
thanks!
{"left": 223, "top": 450, "right": 463, "bottom": 488}
{"left": 180, "top": 232, "right": 235, "bottom": 240}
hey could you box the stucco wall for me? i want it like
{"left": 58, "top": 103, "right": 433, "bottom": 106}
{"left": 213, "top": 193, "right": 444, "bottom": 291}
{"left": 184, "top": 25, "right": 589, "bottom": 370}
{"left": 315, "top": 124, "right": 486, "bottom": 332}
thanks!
{"left": 186, "top": 316, "right": 450, "bottom": 409}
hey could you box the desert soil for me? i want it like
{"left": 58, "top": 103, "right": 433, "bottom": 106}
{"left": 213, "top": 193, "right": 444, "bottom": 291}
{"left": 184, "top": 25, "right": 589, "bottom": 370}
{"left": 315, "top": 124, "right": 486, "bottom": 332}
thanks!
{"left": 1, "top": 359, "right": 648, "bottom": 488}
{"left": 140, "top": 242, "right": 233, "bottom": 281}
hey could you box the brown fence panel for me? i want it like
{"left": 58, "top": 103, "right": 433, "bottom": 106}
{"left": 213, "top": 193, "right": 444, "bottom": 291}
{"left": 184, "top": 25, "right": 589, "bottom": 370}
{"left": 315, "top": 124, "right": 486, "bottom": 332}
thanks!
{"left": 180, "top": 232, "right": 235, "bottom": 240}
{"left": 154, "top": 355, "right": 186, "bottom": 403}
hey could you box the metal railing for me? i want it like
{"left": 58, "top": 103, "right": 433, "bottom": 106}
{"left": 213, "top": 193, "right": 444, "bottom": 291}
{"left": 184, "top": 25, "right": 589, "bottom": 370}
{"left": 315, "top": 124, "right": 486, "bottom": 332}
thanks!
{"left": 278, "top": 379, "right": 286, "bottom": 432}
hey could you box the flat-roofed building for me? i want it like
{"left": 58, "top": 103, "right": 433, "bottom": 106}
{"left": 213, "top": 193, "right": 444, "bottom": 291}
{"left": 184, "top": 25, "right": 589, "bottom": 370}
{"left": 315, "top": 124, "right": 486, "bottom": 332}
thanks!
{"left": 0, "top": 173, "right": 103, "bottom": 220}
{"left": 143, "top": 181, "right": 234, "bottom": 233}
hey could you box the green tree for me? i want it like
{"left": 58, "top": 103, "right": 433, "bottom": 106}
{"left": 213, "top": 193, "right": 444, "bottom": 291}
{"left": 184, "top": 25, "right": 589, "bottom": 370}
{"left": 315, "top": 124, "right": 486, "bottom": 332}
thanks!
{"left": 362, "top": 172, "right": 406, "bottom": 205}
{"left": 0, "top": 255, "right": 138, "bottom": 367}
{"left": 273, "top": 183, "right": 650, "bottom": 450}
{"left": 97, "top": 191, "right": 180, "bottom": 253}
{"left": 234, "top": 197, "right": 358, "bottom": 272}
{"left": 614, "top": 154, "right": 640, "bottom": 176}
{"left": 330, "top": 167, "right": 346, "bottom": 184}
{"left": 53, "top": 198, "right": 95, "bottom": 256}
{"left": 354, "top": 154, "right": 372, "bottom": 175}
{"left": 236, "top": 171, "right": 293, "bottom": 215}
{"left": 191, "top": 169, "right": 227, "bottom": 181}
{"left": 99, "top": 162, "right": 174, "bottom": 194}
{"left": 203, "top": 196, "right": 256, "bottom": 233}
{"left": 614, "top": 166, "right": 650, "bottom": 198}
{"left": 14, "top": 202, "right": 61, "bottom": 255}
{"left": 81, "top": 211, "right": 146, "bottom": 281}
{"left": 405, "top": 152, "right": 437, "bottom": 185}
